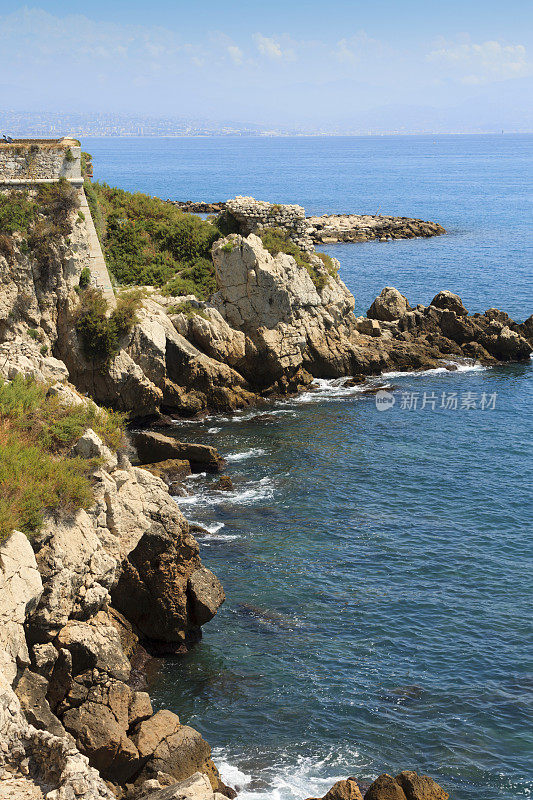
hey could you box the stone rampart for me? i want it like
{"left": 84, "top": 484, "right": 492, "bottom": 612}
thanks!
{"left": 0, "top": 138, "right": 82, "bottom": 186}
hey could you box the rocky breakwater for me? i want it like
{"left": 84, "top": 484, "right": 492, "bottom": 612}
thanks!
{"left": 306, "top": 214, "right": 446, "bottom": 243}
{"left": 0, "top": 386, "right": 230, "bottom": 799}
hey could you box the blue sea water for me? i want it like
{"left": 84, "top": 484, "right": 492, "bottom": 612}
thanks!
{"left": 85, "top": 135, "right": 533, "bottom": 800}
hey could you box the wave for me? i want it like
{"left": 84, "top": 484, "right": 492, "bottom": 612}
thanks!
{"left": 226, "top": 448, "right": 266, "bottom": 462}
{"left": 214, "top": 746, "right": 366, "bottom": 800}
{"left": 291, "top": 378, "right": 367, "bottom": 405}
{"left": 174, "top": 477, "right": 275, "bottom": 509}
{"left": 188, "top": 520, "right": 225, "bottom": 534}
{"left": 382, "top": 360, "right": 486, "bottom": 379}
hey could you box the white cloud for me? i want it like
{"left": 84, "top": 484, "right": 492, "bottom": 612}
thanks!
{"left": 253, "top": 33, "right": 285, "bottom": 60}
{"left": 227, "top": 45, "right": 244, "bottom": 66}
{"left": 427, "top": 37, "right": 530, "bottom": 83}
{"left": 333, "top": 31, "right": 386, "bottom": 65}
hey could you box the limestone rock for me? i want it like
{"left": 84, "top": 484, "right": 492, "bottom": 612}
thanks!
{"left": 395, "top": 771, "right": 449, "bottom": 800}
{"left": 133, "top": 432, "right": 224, "bottom": 473}
{"left": 141, "top": 772, "right": 214, "bottom": 800}
{"left": 0, "top": 531, "right": 43, "bottom": 684}
{"left": 70, "top": 428, "right": 118, "bottom": 472}
{"left": 14, "top": 668, "right": 66, "bottom": 738}
{"left": 368, "top": 287, "right": 411, "bottom": 321}
{"left": 321, "top": 777, "right": 364, "bottom": 800}
{"left": 430, "top": 290, "right": 468, "bottom": 316}
{"left": 364, "top": 774, "right": 407, "bottom": 800}
{"left": 55, "top": 618, "right": 131, "bottom": 682}
{"left": 188, "top": 568, "right": 226, "bottom": 626}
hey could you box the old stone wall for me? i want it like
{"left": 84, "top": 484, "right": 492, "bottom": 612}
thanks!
{"left": 0, "top": 139, "right": 82, "bottom": 185}
{"left": 225, "top": 196, "right": 315, "bottom": 252}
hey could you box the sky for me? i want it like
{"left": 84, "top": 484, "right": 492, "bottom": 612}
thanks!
{"left": 0, "top": 0, "right": 532, "bottom": 132}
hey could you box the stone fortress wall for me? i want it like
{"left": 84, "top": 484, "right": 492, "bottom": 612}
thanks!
{"left": 0, "top": 137, "right": 115, "bottom": 306}
{"left": 0, "top": 137, "right": 83, "bottom": 185}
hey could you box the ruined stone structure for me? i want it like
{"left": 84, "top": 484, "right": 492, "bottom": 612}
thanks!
{"left": 225, "top": 196, "right": 315, "bottom": 252}
{"left": 0, "top": 138, "right": 83, "bottom": 186}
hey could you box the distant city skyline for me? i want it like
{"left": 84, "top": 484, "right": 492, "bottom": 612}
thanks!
{"left": 0, "top": 1, "right": 531, "bottom": 134}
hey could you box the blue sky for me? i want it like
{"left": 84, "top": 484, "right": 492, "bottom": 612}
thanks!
{"left": 0, "top": 1, "right": 531, "bottom": 131}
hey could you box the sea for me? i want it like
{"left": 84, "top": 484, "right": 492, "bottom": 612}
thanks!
{"left": 84, "top": 134, "right": 532, "bottom": 800}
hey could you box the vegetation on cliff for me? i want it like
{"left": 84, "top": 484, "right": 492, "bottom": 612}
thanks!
{"left": 0, "top": 179, "right": 79, "bottom": 268}
{"left": 83, "top": 170, "right": 220, "bottom": 298}
{"left": 75, "top": 287, "right": 141, "bottom": 363}
{"left": 258, "top": 226, "right": 335, "bottom": 291}
{"left": 0, "top": 376, "right": 125, "bottom": 542}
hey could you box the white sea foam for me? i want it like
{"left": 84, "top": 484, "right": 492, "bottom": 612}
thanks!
{"left": 188, "top": 520, "right": 225, "bottom": 534}
{"left": 382, "top": 360, "right": 486, "bottom": 379}
{"left": 175, "top": 477, "right": 275, "bottom": 509}
{"left": 291, "top": 378, "right": 366, "bottom": 404}
{"left": 208, "top": 427, "right": 222, "bottom": 433}
{"left": 214, "top": 747, "right": 366, "bottom": 800}
{"left": 226, "top": 448, "right": 266, "bottom": 462}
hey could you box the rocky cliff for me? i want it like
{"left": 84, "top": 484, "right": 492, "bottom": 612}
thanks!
{"left": 0, "top": 182, "right": 530, "bottom": 800}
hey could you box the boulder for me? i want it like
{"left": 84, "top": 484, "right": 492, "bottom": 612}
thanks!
{"left": 55, "top": 618, "right": 131, "bottom": 682}
{"left": 364, "top": 772, "right": 448, "bottom": 800}
{"left": 135, "top": 716, "right": 225, "bottom": 793}
{"left": 111, "top": 509, "right": 204, "bottom": 649}
{"left": 188, "top": 568, "right": 226, "bottom": 626}
{"left": 395, "top": 771, "right": 449, "bottom": 800}
{"left": 70, "top": 428, "right": 118, "bottom": 472}
{"left": 365, "top": 774, "right": 407, "bottom": 800}
{"left": 133, "top": 432, "right": 224, "bottom": 473}
{"left": 429, "top": 290, "right": 468, "bottom": 316}
{"left": 321, "top": 778, "right": 364, "bottom": 800}
{"left": 140, "top": 459, "right": 192, "bottom": 483}
{"left": 367, "top": 288, "right": 411, "bottom": 321}
{"left": 214, "top": 475, "right": 234, "bottom": 491}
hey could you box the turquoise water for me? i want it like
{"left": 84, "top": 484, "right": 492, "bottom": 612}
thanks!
{"left": 85, "top": 136, "right": 533, "bottom": 800}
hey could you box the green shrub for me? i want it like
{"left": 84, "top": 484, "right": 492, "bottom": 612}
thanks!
{"left": 65, "top": 148, "right": 76, "bottom": 163}
{"left": 168, "top": 301, "right": 208, "bottom": 319}
{"left": 79, "top": 267, "right": 91, "bottom": 289}
{"left": 222, "top": 241, "right": 234, "bottom": 253}
{"left": 0, "top": 375, "right": 126, "bottom": 542}
{"left": 82, "top": 175, "right": 221, "bottom": 298}
{"left": 316, "top": 251, "right": 338, "bottom": 276}
{"left": 0, "top": 192, "right": 36, "bottom": 234}
{"left": 75, "top": 287, "right": 140, "bottom": 363}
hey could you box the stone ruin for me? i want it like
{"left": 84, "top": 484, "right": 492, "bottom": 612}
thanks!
{"left": 225, "top": 196, "right": 315, "bottom": 253}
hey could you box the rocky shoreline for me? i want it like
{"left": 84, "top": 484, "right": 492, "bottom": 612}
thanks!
{"left": 167, "top": 199, "right": 446, "bottom": 244}
{"left": 0, "top": 183, "right": 531, "bottom": 800}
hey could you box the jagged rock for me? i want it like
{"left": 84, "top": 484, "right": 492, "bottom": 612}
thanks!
{"left": 129, "top": 691, "right": 153, "bottom": 727}
{"left": 140, "top": 459, "right": 192, "bottom": 484}
{"left": 0, "top": 664, "right": 115, "bottom": 799}
{"left": 321, "top": 777, "right": 364, "bottom": 800}
{"left": 55, "top": 617, "right": 131, "bottom": 682}
{"left": 14, "top": 668, "right": 66, "bottom": 738}
{"left": 134, "top": 716, "right": 225, "bottom": 794}
{"left": 355, "top": 317, "right": 382, "bottom": 337}
{"left": 430, "top": 290, "right": 468, "bottom": 316}
{"left": 111, "top": 503, "right": 204, "bottom": 649}
{"left": 141, "top": 772, "right": 214, "bottom": 800}
{"left": 70, "top": 428, "right": 118, "bottom": 472}
{"left": 214, "top": 475, "right": 234, "bottom": 491}
{"left": 30, "top": 643, "right": 58, "bottom": 680}
{"left": 188, "top": 568, "right": 226, "bottom": 626}
{"left": 133, "top": 432, "right": 225, "bottom": 473}
{"left": 0, "top": 531, "right": 43, "bottom": 684}
{"left": 368, "top": 287, "right": 411, "bottom": 321}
